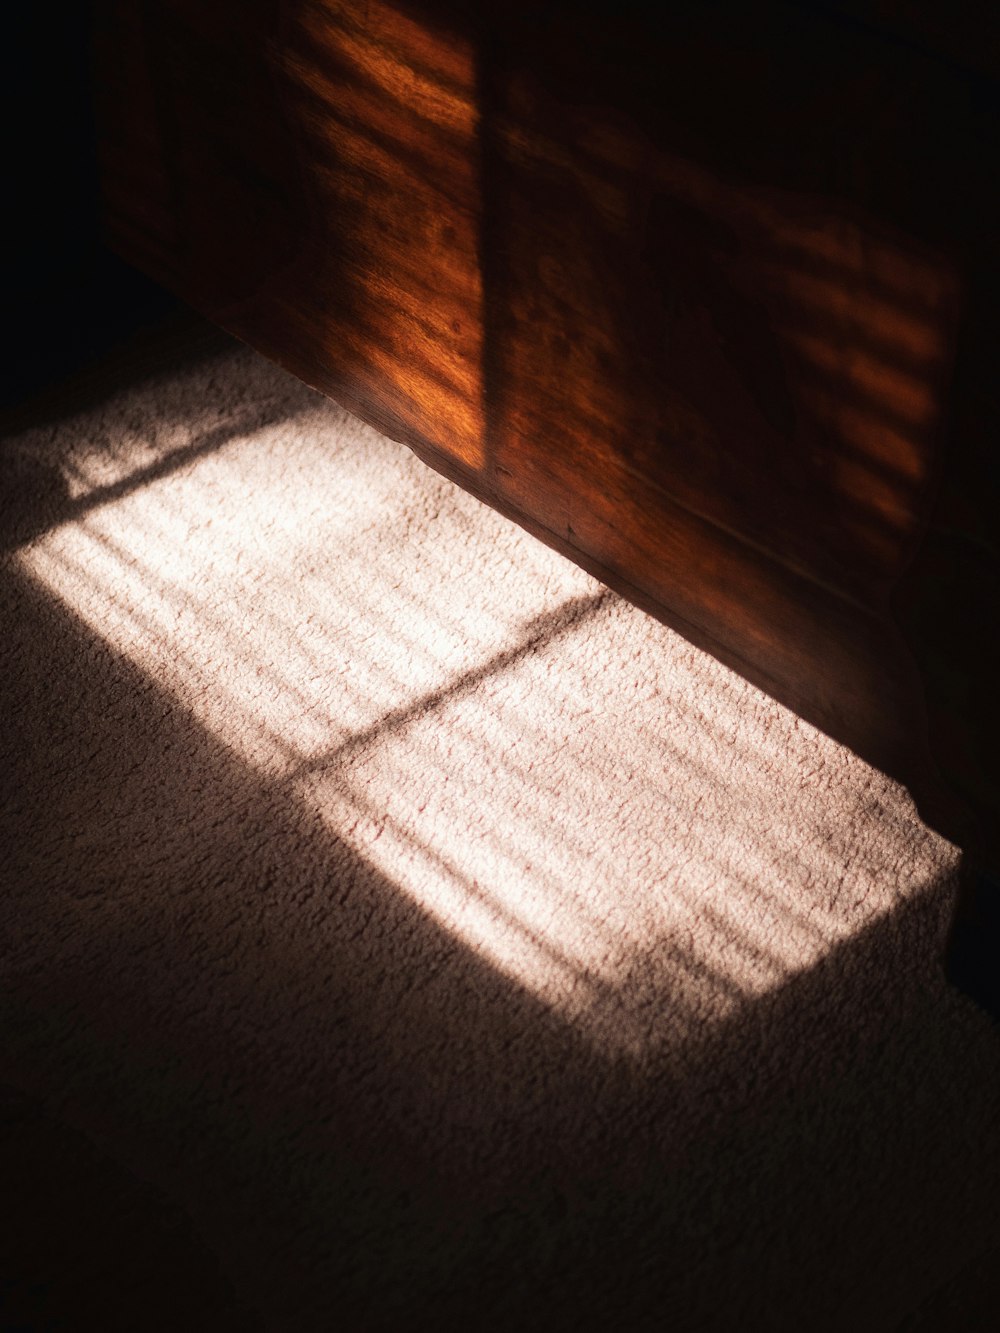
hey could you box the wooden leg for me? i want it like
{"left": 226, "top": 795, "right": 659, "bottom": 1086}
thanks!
{"left": 945, "top": 855, "right": 1000, "bottom": 1021}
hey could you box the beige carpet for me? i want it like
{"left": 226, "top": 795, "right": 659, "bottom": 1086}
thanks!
{"left": 2, "top": 328, "right": 999, "bottom": 1330}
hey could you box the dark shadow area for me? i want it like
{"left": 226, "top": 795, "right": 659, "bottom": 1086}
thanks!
{"left": 0, "top": 6, "right": 181, "bottom": 415}
{"left": 947, "top": 866, "right": 1000, "bottom": 1021}
{"left": 3, "top": 530, "right": 999, "bottom": 1328}
{"left": 0, "top": 1083, "right": 258, "bottom": 1332}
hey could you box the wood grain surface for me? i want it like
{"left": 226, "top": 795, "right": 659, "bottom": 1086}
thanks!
{"left": 95, "top": 0, "right": 999, "bottom": 860}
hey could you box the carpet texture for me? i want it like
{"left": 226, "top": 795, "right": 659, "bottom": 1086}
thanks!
{"left": 2, "top": 330, "right": 999, "bottom": 1330}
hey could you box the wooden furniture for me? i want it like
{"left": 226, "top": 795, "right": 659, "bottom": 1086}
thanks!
{"left": 95, "top": 0, "right": 999, "bottom": 977}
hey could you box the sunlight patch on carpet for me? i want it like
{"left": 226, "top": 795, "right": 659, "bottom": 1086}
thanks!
{"left": 12, "top": 350, "right": 958, "bottom": 1053}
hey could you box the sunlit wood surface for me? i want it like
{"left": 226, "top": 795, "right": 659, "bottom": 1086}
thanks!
{"left": 96, "top": 0, "right": 999, "bottom": 860}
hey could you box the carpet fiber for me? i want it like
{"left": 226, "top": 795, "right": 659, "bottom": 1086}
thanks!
{"left": 2, "top": 330, "right": 999, "bottom": 1330}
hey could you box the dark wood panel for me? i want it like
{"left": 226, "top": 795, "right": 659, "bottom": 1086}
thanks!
{"left": 96, "top": 0, "right": 999, "bottom": 860}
